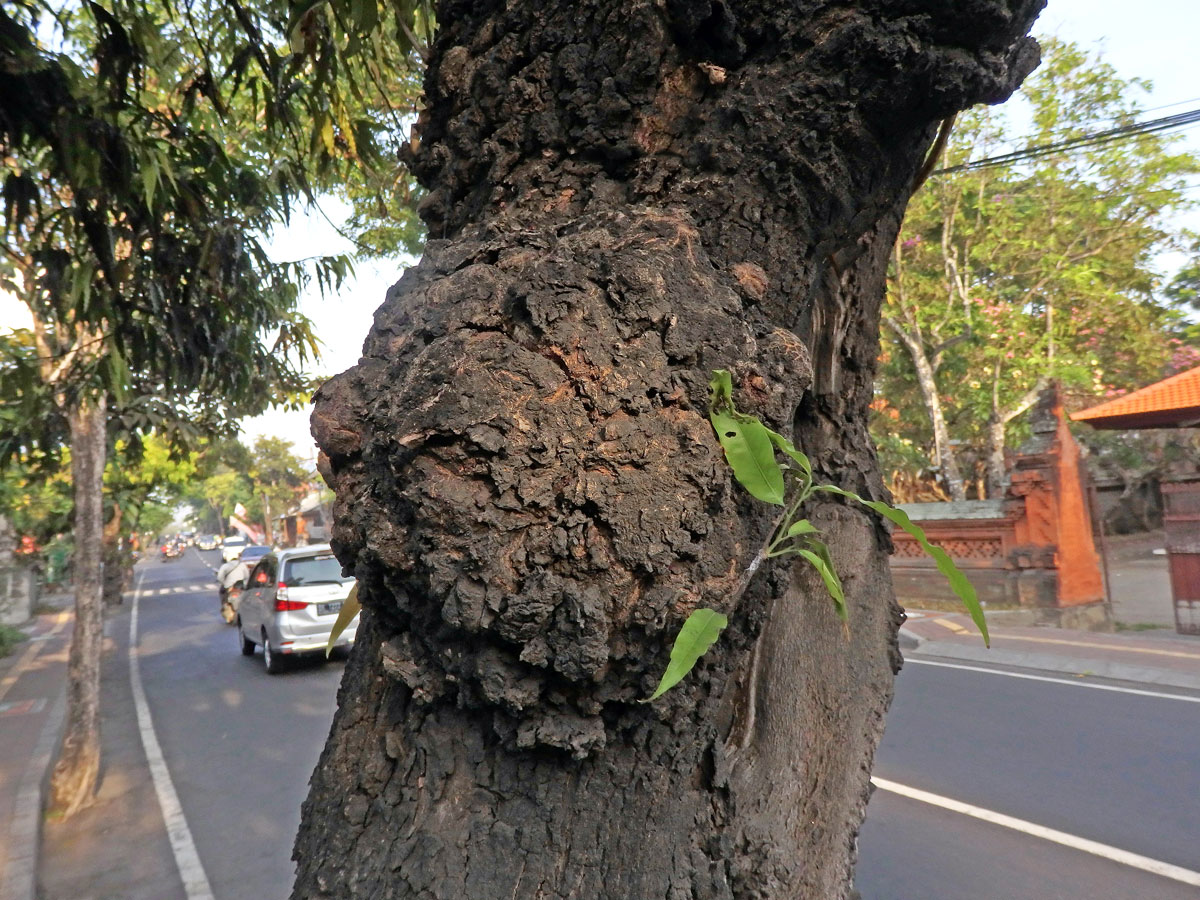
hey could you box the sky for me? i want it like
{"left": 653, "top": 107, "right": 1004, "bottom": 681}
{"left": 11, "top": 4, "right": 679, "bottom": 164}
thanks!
{"left": 4, "top": 0, "right": 1199, "bottom": 463}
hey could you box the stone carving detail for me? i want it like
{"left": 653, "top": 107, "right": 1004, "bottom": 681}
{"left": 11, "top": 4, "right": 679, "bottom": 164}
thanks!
{"left": 892, "top": 537, "right": 1003, "bottom": 560}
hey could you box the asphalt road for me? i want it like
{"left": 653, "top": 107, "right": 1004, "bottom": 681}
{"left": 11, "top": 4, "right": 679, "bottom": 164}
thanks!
{"left": 855, "top": 657, "right": 1200, "bottom": 899}
{"left": 125, "top": 551, "right": 1200, "bottom": 900}
{"left": 132, "top": 548, "right": 344, "bottom": 900}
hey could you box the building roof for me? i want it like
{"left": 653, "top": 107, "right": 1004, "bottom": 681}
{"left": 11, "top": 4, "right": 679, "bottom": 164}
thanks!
{"left": 1071, "top": 365, "right": 1200, "bottom": 429}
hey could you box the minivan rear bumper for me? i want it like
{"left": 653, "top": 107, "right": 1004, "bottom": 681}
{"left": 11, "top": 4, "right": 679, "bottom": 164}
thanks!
{"left": 272, "top": 619, "right": 359, "bottom": 655}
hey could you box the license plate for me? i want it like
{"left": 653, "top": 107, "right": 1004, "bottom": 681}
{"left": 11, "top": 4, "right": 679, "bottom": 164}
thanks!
{"left": 317, "top": 601, "right": 342, "bottom": 616}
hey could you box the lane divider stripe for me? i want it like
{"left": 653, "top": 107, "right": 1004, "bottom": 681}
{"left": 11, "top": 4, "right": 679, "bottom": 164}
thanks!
{"left": 872, "top": 777, "right": 1200, "bottom": 888}
{"left": 129, "top": 574, "right": 215, "bottom": 900}
{"left": 906, "top": 658, "right": 1200, "bottom": 703}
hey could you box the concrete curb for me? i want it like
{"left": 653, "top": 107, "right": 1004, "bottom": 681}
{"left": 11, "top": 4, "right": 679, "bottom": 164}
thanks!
{"left": 897, "top": 626, "right": 924, "bottom": 652}
{"left": 908, "top": 639, "right": 1200, "bottom": 693}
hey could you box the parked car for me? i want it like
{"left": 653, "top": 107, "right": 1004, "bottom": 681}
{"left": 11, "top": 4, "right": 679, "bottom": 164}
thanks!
{"left": 221, "top": 533, "right": 249, "bottom": 562}
{"left": 235, "top": 544, "right": 358, "bottom": 674}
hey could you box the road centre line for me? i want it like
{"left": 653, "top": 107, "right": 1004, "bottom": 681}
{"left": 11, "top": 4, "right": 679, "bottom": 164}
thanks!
{"left": 906, "top": 658, "right": 1200, "bottom": 703}
{"left": 129, "top": 575, "right": 215, "bottom": 900}
{"left": 871, "top": 777, "right": 1200, "bottom": 888}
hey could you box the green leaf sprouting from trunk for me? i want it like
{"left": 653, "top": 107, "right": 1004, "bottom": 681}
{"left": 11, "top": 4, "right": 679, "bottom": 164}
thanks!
{"left": 797, "top": 540, "right": 847, "bottom": 622}
{"left": 710, "top": 410, "right": 786, "bottom": 506}
{"left": 647, "top": 608, "right": 728, "bottom": 701}
{"left": 817, "top": 485, "right": 989, "bottom": 646}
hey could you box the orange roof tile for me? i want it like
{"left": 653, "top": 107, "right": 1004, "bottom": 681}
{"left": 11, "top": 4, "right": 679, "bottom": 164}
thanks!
{"left": 1072, "top": 365, "right": 1200, "bottom": 429}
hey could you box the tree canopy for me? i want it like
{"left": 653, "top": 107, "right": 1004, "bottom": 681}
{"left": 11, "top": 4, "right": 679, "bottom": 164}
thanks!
{"left": 876, "top": 38, "right": 1200, "bottom": 499}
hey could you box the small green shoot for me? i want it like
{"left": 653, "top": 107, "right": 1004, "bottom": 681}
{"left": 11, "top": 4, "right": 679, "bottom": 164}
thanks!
{"left": 648, "top": 370, "right": 986, "bottom": 700}
{"left": 645, "top": 608, "right": 729, "bottom": 701}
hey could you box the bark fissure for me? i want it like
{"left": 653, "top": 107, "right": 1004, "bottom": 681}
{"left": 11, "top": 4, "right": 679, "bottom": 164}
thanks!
{"left": 295, "top": 2, "right": 1044, "bottom": 897}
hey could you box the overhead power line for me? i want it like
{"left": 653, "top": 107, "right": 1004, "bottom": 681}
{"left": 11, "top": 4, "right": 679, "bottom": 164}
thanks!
{"left": 935, "top": 107, "right": 1200, "bottom": 175}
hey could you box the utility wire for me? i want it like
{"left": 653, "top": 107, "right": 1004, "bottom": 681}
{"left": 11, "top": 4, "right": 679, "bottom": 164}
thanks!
{"left": 936, "top": 107, "right": 1200, "bottom": 175}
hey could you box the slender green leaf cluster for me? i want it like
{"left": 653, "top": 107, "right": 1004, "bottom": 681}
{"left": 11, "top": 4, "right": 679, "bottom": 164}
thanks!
{"left": 648, "top": 370, "right": 988, "bottom": 700}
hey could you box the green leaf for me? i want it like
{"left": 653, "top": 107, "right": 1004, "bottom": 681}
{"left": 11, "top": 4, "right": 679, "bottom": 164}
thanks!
{"left": 797, "top": 541, "right": 847, "bottom": 621}
{"left": 765, "top": 428, "right": 813, "bottom": 481}
{"left": 708, "top": 369, "right": 734, "bottom": 409}
{"left": 325, "top": 581, "right": 361, "bottom": 657}
{"left": 710, "top": 410, "right": 786, "bottom": 505}
{"left": 647, "top": 608, "right": 729, "bottom": 701}
{"left": 818, "top": 485, "right": 989, "bottom": 645}
{"left": 785, "top": 519, "right": 820, "bottom": 538}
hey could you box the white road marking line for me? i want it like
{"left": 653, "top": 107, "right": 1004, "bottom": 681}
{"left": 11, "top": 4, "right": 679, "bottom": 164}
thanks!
{"left": 906, "top": 658, "right": 1200, "bottom": 703}
{"left": 172, "top": 586, "right": 186, "bottom": 594}
{"left": 129, "top": 575, "right": 215, "bottom": 900}
{"left": 871, "top": 777, "right": 1200, "bottom": 888}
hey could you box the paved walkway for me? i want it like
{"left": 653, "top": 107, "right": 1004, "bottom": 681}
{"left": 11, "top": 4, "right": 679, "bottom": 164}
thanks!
{"left": 901, "top": 611, "right": 1200, "bottom": 692}
{"left": 0, "top": 602, "right": 71, "bottom": 900}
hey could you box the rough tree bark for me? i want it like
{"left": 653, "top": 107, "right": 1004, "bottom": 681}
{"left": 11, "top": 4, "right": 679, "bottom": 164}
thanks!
{"left": 295, "top": 3, "right": 1042, "bottom": 897}
{"left": 48, "top": 395, "right": 106, "bottom": 816}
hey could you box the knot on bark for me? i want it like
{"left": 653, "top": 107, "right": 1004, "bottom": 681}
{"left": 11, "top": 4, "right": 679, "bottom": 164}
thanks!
{"left": 312, "top": 210, "right": 811, "bottom": 755}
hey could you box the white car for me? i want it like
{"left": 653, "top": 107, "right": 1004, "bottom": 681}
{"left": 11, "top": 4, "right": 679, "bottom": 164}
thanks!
{"left": 221, "top": 533, "right": 249, "bottom": 562}
{"left": 235, "top": 544, "right": 358, "bottom": 674}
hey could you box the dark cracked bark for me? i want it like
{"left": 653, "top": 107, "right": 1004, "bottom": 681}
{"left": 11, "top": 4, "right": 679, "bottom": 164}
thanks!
{"left": 294, "top": 3, "right": 1043, "bottom": 897}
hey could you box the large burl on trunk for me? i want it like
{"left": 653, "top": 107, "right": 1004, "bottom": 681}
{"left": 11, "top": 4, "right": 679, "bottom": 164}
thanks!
{"left": 296, "top": 2, "right": 1042, "bottom": 897}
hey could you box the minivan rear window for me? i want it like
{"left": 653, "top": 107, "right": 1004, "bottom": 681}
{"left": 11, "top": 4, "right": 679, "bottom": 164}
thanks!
{"left": 283, "top": 554, "right": 352, "bottom": 586}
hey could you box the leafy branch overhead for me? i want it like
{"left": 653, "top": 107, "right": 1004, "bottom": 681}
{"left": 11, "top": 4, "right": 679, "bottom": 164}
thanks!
{"left": 648, "top": 371, "right": 989, "bottom": 700}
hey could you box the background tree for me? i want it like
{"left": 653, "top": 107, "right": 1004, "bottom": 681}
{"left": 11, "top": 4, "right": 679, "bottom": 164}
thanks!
{"left": 100, "top": 435, "right": 201, "bottom": 602}
{"left": 293, "top": 2, "right": 1043, "bottom": 898}
{"left": 247, "top": 436, "right": 310, "bottom": 540}
{"left": 0, "top": 0, "right": 400, "bottom": 816}
{"left": 878, "top": 39, "right": 1198, "bottom": 499}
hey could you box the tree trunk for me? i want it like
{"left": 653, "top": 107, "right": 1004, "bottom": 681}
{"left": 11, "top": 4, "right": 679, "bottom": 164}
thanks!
{"left": 101, "top": 501, "right": 128, "bottom": 607}
{"left": 262, "top": 492, "right": 273, "bottom": 544}
{"left": 294, "top": 4, "right": 1041, "bottom": 897}
{"left": 985, "top": 377, "right": 1049, "bottom": 497}
{"left": 885, "top": 318, "right": 968, "bottom": 501}
{"left": 49, "top": 394, "right": 107, "bottom": 817}
{"left": 985, "top": 415, "right": 1009, "bottom": 499}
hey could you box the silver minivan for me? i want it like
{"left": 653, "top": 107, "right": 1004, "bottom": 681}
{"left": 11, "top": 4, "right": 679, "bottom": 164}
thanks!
{"left": 235, "top": 544, "right": 359, "bottom": 674}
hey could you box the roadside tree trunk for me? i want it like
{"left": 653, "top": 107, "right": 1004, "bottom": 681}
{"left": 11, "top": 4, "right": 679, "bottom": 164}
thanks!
{"left": 49, "top": 394, "right": 107, "bottom": 816}
{"left": 294, "top": 3, "right": 1041, "bottom": 897}
{"left": 101, "top": 501, "right": 128, "bottom": 607}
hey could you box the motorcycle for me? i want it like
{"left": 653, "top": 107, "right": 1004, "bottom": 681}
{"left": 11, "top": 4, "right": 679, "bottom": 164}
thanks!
{"left": 219, "top": 581, "right": 242, "bottom": 623}
{"left": 159, "top": 541, "right": 183, "bottom": 562}
{"left": 216, "top": 558, "right": 248, "bottom": 624}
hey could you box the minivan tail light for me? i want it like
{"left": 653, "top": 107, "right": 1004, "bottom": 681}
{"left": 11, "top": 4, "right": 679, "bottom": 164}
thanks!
{"left": 274, "top": 584, "right": 305, "bottom": 611}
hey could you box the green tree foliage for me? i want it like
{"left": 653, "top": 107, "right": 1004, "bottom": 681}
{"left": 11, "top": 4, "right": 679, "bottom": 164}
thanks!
{"left": 877, "top": 39, "right": 1199, "bottom": 499}
{"left": 247, "top": 436, "right": 310, "bottom": 540}
{"left": 0, "top": 0, "right": 425, "bottom": 817}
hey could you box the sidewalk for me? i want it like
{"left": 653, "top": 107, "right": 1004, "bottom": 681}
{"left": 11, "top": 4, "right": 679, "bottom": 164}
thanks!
{"left": 0, "top": 596, "right": 72, "bottom": 900}
{"left": 900, "top": 611, "right": 1200, "bottom": 692}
